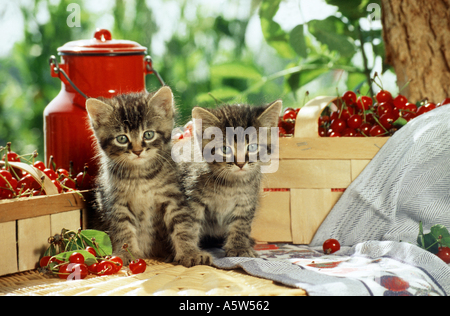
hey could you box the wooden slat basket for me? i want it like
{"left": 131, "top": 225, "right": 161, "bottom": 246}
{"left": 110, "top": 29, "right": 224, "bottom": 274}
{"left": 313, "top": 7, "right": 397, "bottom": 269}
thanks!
{"left": 251, "top": 96, "right": 389, "bottom": 244}
{"left": 0, "top": 161, "right": 89, "bottom": 276}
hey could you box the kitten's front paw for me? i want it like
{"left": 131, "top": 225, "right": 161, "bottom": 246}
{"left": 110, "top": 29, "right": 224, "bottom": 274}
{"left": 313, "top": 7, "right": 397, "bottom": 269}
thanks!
{"left": 173, "top": 250, "right": 212, "bottom": 267}
{"left": 225, "top": 247, "right": 259, "bottom": 258}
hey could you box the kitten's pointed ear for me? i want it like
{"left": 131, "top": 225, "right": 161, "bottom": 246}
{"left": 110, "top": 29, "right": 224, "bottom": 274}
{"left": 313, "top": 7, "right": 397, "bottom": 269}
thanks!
{"left": 258, "top": 100, "right": 282, "bottom": 128}
{"left": 192, "top": 107, "right": 220, "bottom": 124}
{"left": 86, "top": 98, "right": 113, "bottom": 127}
{"left": 149, "top": 86, "right": 174, "bottom": 118}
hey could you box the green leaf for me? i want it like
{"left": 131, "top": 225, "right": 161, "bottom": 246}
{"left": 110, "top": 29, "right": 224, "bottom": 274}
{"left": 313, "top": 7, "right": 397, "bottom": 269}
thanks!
{"left": 210, "top": 63, "right": 262, "bottom": 81}
{"left": 195, "top": 87, "right": 241, "bottom": 104}
{"left": 308, "top": 17, "right": 356, "bottom": 58}
{"left": 393, "top": 117, "right": 408, "bottom": 127}
{"left": 430, "top": 224, "right": 450, "bottom": 239}
{"left": 417, "top": 232, "right": 439, "bottom": 254}
{"left": 54, "top": 250, "right": 97, "bottom": 266}
{"left": 325, "top": 0, "right": 375, "bottom": 21}
{"left": 346, "top": 72, "right": 366, "bottom": 91}
{"left": 79, "top": 229, "right": 113, "bottom": 257}
{"left": 289, "top": 25, "right": 307, "bottom": 58}
{"left": 259, "top": 0, "right": 296, "bottom": 58}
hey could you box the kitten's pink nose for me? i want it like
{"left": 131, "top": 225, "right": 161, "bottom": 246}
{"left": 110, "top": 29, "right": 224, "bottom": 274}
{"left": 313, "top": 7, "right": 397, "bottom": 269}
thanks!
{"left": 132, "top": 150, "right": 143, "bottom": 156}
{"left": 236, "top": 162, "right": 246, "bottom": 169}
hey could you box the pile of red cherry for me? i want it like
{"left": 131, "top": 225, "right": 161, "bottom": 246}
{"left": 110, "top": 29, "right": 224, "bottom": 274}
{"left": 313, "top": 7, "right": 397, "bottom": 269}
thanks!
{"left": 39, "top": 244, "right": 146, "bottom": 279}
{"left": 0, "top": 142, "right": 93, "bottom": 200}
{"left": 277, "top": 90, "right": 450, "bottom": 138}
{"left": 318, "top": 90, "right": 450, "bottom": 137}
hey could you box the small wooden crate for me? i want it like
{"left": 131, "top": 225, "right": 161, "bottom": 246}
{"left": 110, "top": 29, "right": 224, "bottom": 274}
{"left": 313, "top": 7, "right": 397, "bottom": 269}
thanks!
{"left": 252, "top": 96, "right": 389, "bottom": 244}
{"left": 0, "top": 161, "right": 89, "bottom": 276}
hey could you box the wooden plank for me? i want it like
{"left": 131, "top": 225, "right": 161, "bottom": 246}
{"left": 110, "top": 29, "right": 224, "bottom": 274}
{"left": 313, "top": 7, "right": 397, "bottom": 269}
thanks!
{"left": 50, "top": 210, "right": 82, "bottom": 235}
{"left": 0, "top": 191, "right": 89, "bottom": 223}
{"left": 0, "top": 221, "right": 18, "bottom": 275}
{"left": 252, "top": 191, "right": 292, "bottom": 242}
{"left": 351, "top": 159, "right": 371, "bottom": 181}
{"left": 262, "top": 160, "right": 351, "bottom": 189}
{"left": 277, "top": 137, "right": 388, "bottom": 160}
{"left": 17, "top": 215, "right": 51, "bottom": 271}
{"left": 290, "top": 189, "right": 337, "bottom": 244}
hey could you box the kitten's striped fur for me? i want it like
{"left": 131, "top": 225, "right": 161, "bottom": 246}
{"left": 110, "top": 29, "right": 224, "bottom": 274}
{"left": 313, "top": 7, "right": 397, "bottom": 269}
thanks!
{"left": 178, "top": 101, "right": 282, "bottom": 258}
{"left": 86, "top": 86, "right": 210, "bottom": 266}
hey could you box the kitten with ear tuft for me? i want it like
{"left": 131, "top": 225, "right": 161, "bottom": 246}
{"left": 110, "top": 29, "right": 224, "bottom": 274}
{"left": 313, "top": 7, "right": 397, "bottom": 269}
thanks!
{"left": 85, "top": 86, "right": 211, "bottom": 266}
{"left": 177, "top": 100, "right": 282, "bottom": 258}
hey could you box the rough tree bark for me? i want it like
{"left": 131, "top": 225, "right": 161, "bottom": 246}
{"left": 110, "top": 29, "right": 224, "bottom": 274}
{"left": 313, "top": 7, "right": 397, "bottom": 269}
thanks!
{"left": 381, "top": 0, "right": 450, "bottom": 103}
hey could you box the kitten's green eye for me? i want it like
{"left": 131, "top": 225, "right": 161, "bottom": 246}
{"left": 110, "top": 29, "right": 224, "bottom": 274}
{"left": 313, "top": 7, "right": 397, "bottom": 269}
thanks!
{"left": 247, "top": 143, "right": 258, "bottom": 153}
{"left": 116, "top": 135, "right": 129, "bottom": 144}
{"left": 143, "top": 131, "right": 155, "bottom": 140}
{"left": 222, "top": 146, "right": 232, "bottom": 155}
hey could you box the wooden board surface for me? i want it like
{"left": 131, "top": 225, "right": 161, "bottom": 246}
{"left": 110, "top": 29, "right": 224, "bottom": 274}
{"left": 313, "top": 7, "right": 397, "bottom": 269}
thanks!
{"left": 252, "top": 191, "right": 292, "bottom": 242}
{"left": 17, "top": 215, "right": 51, "bottom": 271}
{"left": 262, "top": 159, "right": 351, "bottom": 189}
{"left": 0, "top": 221, "right": 18, "bottom": 275}
{"left": 277, "top": 137, "right": 388, "bottom": 160}
{"left": 0, "top": 191, "right": 89, "bottom": 223}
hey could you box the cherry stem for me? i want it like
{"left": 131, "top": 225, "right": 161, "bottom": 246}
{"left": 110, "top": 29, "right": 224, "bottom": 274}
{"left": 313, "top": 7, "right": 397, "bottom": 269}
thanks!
{"left": 122, "top": 243, "right": 137, "bottom": 262}
{"left": 398, "top": 79, "right": 412, "bottom": 94}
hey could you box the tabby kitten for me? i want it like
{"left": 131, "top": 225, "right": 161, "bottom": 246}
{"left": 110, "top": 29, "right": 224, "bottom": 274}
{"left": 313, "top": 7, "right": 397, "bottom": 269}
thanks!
{"left": 86, "top": 86, "right": 211, "bottom": 266}
{"left": 177, "top": 100, "right": 282, "bottom": 258}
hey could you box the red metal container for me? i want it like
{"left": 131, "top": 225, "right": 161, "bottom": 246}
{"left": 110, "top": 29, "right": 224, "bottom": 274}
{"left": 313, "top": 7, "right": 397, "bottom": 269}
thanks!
{"left": 45, "top": 29, "right": 162, "bottom": 182}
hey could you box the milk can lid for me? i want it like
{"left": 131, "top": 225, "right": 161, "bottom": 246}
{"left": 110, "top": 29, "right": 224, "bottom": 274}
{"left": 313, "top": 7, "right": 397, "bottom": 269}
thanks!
{"left": 57, "top": 29, "right": 147, "bottom": 55}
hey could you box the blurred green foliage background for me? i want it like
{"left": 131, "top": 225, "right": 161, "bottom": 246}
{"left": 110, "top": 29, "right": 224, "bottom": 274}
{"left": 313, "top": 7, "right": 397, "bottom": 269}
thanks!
{"left": 0, "top": 0, "right": 393, "bottom": 161}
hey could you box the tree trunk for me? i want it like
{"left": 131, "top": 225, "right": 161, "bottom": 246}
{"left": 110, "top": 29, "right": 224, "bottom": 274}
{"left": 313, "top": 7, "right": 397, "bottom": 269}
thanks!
{"left": 381, "top": 0, "right": 450, "bottom": 103}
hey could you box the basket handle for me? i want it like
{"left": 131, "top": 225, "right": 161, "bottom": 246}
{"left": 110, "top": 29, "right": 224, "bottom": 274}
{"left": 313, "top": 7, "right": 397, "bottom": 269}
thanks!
{"left": 0, "top": 161, "right": 59, "bottom": 196}
{"left": 294, "top": 96, "right": 336, "bottom": 138}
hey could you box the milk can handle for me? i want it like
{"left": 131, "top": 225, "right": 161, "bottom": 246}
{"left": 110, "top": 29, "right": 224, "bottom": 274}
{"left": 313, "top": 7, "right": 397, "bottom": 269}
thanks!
{"left": 49, "top": 55, "right": 89, "bottom": 99}
{"left": 145, "top": 55, "right": 165, "bottom": 86}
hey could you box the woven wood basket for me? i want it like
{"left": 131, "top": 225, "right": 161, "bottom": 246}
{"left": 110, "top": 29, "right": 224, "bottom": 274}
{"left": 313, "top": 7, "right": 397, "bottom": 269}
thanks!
{"left": 0, "top": 258, "right": 306, "bottom": 296}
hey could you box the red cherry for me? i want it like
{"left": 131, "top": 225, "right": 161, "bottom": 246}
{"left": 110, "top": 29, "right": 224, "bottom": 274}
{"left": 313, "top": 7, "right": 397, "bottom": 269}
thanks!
{"left": 58, "top": 264, "right": 70, "bottom": 279}
{"left": 356, "top": 96, "right": 373, "bottom": 111}
{"left": 33, "top": 161, "right": 46, "bottom": 171}
{"left": 379, "top": 113, "right": 395, "bottom": 130}
{"left": 61, "top": 177, "right": 76, "bottom": 191}
{"left": 328, "top": 130, "right": 341, "bottom": 137}
{"left": 319, "top": 115, "right": 330, "bottom": 126}
{"left": 440, "top": 98, "right": 450, "bottom": 106}
{"left": 359, "top": 123, "right": 372, "bottom": 136}
{"left": 393, "top": 95, "right": 408, "bottom": 109}
{"left": 342, "top": 128, "right": 357, "bottom": 137}
{"left": 318, "top": 127, "right": 327, "bottom": 137}
{"left": 76, "top": 171, "right": 93, "bottom": 190}
{"left": 283, "top": 109, "right": 297, "bottom": 120}
{"left": 57, "top": 168, "right": 69, "bottom": 178}
{"left": 338, "top": 109, "right": 351, "bottom": 121}
{"left": 129, "top": 258, "right": 146, "bottom": 274}
{"left": 73, "top": 263, "right": 89, "bottom": 279}
{"left": 69, "top": 252, "right": 85, "bottom": 264}
{"left": 18, "top": 174, "right": 41, "bottom": 191}
{"left": 88, "top": 263, "right": 99, "bottom": 274}
{"left": 39, "top": 256, "right": 51, "bottom": 267}
{"left": 294, "top": 108, "right": 301, "bottom": 114}
{"left": 43, "top": 168, "right": 58, "bottom": 181}
{"left": 347, "top": 114, "right": 362, "bottom": 129}
{"left": 52, "top": 180, "right": 63, "bottom": 193}
{"left": 97, "top": 260, "right": 116, "bottom": 275}
{"left": 376, "top": 90, "right": 393, "bottom": 103}
{"left": 369, "top": 125, "right": 386, "bottom": 137}
{"left": 342, "top": 91, "right": 357, "bottom": 106}
{"left": 416, "top": 103, "right": 436, "bottom": 116}
{"left": 436, "top": 247, "right": 450, "bottom": 264}
{"left": 377, "top": 102, "right": 393, "bottom": 116}
{"left": 85, "top": 246, "right": 97, "bottom": 257}
{"left": 330, "top": 118, "right": 347, "bottom": 133}
{"left": 109, "top": 256, "right": 123, "bottom": 273}
{"left": 278, "top": 126, "right": 287, "bottom": 136}
{"left": 323, "top": 239, "right": 340, "bottom": 254}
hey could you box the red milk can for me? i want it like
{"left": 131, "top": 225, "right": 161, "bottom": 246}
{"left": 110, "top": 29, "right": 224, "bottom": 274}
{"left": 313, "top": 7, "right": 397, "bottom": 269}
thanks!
{"left": 45, "top": 29, "right": 163, "bottom": 183}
